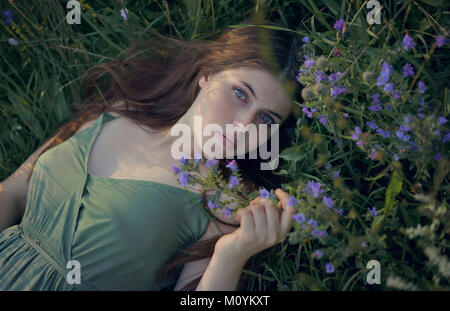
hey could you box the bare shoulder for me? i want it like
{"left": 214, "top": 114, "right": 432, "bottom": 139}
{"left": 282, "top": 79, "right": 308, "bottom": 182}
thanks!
{"left": 75, "top": 111, "right": 122, "bottom": 134}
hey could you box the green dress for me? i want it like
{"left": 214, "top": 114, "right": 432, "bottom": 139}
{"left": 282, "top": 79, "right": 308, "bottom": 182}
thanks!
{"left": 0, "top": 112, "right": 221, "bottom": 290}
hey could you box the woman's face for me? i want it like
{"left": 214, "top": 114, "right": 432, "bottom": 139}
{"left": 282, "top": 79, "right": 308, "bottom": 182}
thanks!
{"left": 190, "top": 66, "right": 292, "bottom": 159}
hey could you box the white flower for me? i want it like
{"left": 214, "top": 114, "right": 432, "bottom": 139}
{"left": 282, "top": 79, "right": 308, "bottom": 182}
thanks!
{"left": 8, "top": 38, "right": 18, "bottom": 46}
{"left": 424, "top": 246, "right": 450, "bottom": 278}
{"left": 386, "top": 274, "right": 418, "bottom": 290}
{"left": 120, "top": 8, "right": 128, "bottom": 21}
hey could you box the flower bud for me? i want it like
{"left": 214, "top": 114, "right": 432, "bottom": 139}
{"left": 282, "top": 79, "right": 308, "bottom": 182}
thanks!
{"left": 315, "top": 56, "right": 328, "bottom": 70}
{"left": 301, "top": 87, "right": 315, "bottom": 100}
{"left": 313, "top": 83, "right": 327, "bottom": 96}
{"left": 362, "top": 71, "right": 375, "bottom": 82}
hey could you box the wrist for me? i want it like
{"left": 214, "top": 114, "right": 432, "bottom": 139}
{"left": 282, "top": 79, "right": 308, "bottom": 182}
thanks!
{"left": 213, "top": 243, "right": 250, "bottom": 267}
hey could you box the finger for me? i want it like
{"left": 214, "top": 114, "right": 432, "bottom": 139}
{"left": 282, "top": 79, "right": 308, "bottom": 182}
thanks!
{"left": 275, "top": 188, "right": 295, "bottom": 213}
{"left": 250, "top": 203, "right": 267, "bottom": 238}
{"left": 235, "top": 201, "right": 258, "bottom": 222}
{"left": 275, "top": 189, "right": 297, "bottom": 236}
{"left": 261, "top": 198, "right": 281, "bottom": 243}
{"left": 240, "top": 209, "right": 255, "bottom": 236}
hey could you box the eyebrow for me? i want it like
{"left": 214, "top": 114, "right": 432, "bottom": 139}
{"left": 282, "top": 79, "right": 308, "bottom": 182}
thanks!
{"left": 240, "top": 80, "right": 283, "bottom": 122}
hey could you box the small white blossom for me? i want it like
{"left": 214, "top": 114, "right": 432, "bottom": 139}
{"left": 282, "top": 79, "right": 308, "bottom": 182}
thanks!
{"left": 386, "top": 274, "right": 418, "bottom": 290}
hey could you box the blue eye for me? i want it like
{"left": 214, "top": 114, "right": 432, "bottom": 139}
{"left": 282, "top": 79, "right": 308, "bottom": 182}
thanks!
{"left": 233, "top": 88, "right": 248, "bottom": 102}
{"left": 261, "top": 113, "right": 275, "bottom": 125}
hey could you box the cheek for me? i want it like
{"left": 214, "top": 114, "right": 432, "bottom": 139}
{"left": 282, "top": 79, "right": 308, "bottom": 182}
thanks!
{"left": 202, "top": 89, "right": 234, "bottom": 125}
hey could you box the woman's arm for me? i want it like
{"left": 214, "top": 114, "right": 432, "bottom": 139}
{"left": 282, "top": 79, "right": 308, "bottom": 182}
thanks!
{"left": 195, "top": 246, "right": 248, "bottom": 291}
{"left": 195, "top": 188, "right": 295, "bottom": 291}
{"left": 0, "top": 185, "right": 22, "bottom": 233}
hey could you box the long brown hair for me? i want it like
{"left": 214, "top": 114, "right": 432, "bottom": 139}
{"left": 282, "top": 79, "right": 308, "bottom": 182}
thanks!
{"left": 26, "top": 15, "right": 302, "bottom": 290}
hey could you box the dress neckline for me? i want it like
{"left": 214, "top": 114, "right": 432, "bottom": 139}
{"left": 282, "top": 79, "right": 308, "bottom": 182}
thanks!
{"left": 84, "top": 111, "right": 218, "bottom": 198}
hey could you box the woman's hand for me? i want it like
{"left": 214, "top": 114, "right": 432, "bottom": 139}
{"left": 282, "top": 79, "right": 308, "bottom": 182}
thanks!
{"left": 214, "top": 188, "right": 296, "bottom": 263}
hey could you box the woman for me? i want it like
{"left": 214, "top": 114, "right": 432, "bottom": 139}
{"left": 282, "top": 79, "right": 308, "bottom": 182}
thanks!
{"left": 0, "top": 17, "right": 302, "bottom": 291}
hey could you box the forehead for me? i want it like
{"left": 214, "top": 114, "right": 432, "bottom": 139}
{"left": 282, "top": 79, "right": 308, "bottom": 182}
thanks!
{"left": 218, "top": 66, "right": 291, "bottom": 121}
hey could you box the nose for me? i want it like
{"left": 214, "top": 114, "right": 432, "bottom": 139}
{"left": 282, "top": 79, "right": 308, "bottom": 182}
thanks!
{"left": 232, "top": 108, "right": 257, "bottom": 130}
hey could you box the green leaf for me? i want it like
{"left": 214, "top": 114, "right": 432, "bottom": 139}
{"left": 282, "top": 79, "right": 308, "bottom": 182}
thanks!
{"left": 279, "top": 146, "right": 305, "bottom": 161}
{"left": 371, "top": 214, "right": 385, "bottom": 233}
{"left": 364, "top": 165, "right": 390, "bottom": 181}
{"left": 384, "top": 169, "right": 403, "bottom": 216}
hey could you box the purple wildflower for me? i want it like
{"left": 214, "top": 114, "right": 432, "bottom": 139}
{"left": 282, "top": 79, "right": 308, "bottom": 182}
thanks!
{"left": 438, "top": 116, "right": 447, "bottom": 126}
{"left": 395, "top": 130, "right": 410, "bottom": 142}
{"left": 259, "top": 188, "right": 273, "bottom": 199}
{"left": 418, "top": 81, "right": 426, "bottom": 94}
{"left": 226, "top": 159, "right": 238, "bottom": 171}
{"left": 288, "top": 195, "right": 298, "bottom": 207}
{"left": 318, "top": 115, "right": 328, "bottom": 125}
{"left": 392, "top": 91, "right": 400, "bottom": 100}
{"left": 305, "top": 58, "right": 314, "bottom": 69}
{"left": 336, "top": 208, "right": 344, "bottom": 216}
{"left": 224, "top": 207, "right": 232, "bottom": 218}
{"left": 302, "top": 36, "right": 310, "bottom": 43}
{"left": 400, "top": 125, "right": 411, "bottom": 132}
{"left": 376, "top": 129, "right": 391, "bottom": 138}
{"left": 180, "top": 155, "right": 187, "bottom": 165}
{"left": 443, "top": 132, "right": 450, "bottom": 143}
{"left": 207, "top": 200, "right": 219, "bottom": 210}
{"left": 366, "top": 121, "right": 378, "bottom": 130}
{"left": 333, "top": 19, "right": 345, "bottom": 31}
{"left": 369, "top": 148, "right": 377, "bottom": 160}
{"left": 323, "top": 196, "right": 334, "bottom": 208}
{"left": 315, "top": 71, "right": 327, "bottom": 83}
{"left": 330, "top": 86, "right": 347, "bottom": 97}
{"left": 393, "top": 152, "right": 399, "bottom": 161}
{"left": 418, "top": 113, "right": 425, "bottom": 120}
{"left": 2, "top": 10, "right": 14, "bottom": 25}
{"left": 333, "top": 170, "right": 340, "bottom": 180}
{"left": 328, "top": 72, "right": 343, "bottom": 83}
{"left": 369, "top": 104, "right": 383, "bottom": 112}
{"left": 402, "top": 34, "right": 415, "bottom": 50}
{"left": 319, "top": 231, "right": 327, "bottom": 239}
{"left": 302, "top": 106, "right": 315, "bottom": 118}
{"left": 292, "top": 213, "right": 306, "bottom": 224}
{"left": 179, "top": 172, "right": 190, "bottom": 187}
{"left": 205, "top": 158, "right": 218, "bottom": 168}
{"left": 325, "top": 263, "right": 335, "bottom": 273}
{"left": 312, "top": 250, "right": 323, "bottom": 259}
{"left": 172, "top": 165, "right": 182, "bottom": 175}
{"left": 434, "top": 153, "right": 442, "bottom": 162}
{"left": 368, "top": 206, "right": 378, "bottom": 217}
{"left": 436, "top": 35, "right": 447, "bottom": 47}
{"left": 307, "top": 218, "right": 318, "bottom": 227}
{"left": 305, "top": 181, "right": 324, "bottom": 198}
{"left": 229, "top": 175, "right": 239, "bottom": 189}
{"left": 312, "top": 229, "right": 319, "bottom": 237}
{"left": 351, "top": 126, "right": 362, "bottom": 140}
{"left": 371, "top": 93, "right": 381, "bottom": 104}
{"left": 384, "top": 82, "right": 394, "bottom": 93}
{"left": 403, "top": 63, "right": 415, "bottom": 78}
{"left": 377, "top": 62, "right": 393, "bottom": 86}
